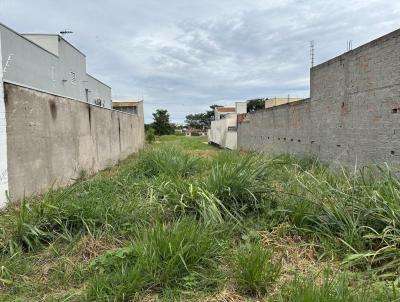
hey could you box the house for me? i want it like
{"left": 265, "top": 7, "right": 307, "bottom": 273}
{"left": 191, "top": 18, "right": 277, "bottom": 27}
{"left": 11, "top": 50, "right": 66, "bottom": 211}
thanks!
{"left": 0, "top": 23, "right": 112, "bottom": 108}
{"left": 265, "top": 97, "right": 303, "bottom": 109}
{"left": 0, "top": 23, "right": 145, "bottom": 207}
{"left": 208, "top": 102, "right": 247, "bottom": 149}
{"left": 112, "top": 99, "right": 143, "bottom": 114}
{"left": 185, "top": 128, "right": 208, "bottom": 136}
{"left": 214, "top": 106, "right": 236, "bottom": 120}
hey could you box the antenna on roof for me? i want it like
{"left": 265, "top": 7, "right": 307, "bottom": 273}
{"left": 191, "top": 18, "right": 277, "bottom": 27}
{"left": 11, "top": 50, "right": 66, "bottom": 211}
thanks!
{"left": 347, "top": 40, "right": 353, "bottom": 51}
{"left": 310, "top": 40, "right": 315, "bottom": 68}
{"left": 60, "top": 30, "right": 74, "bottom": 36}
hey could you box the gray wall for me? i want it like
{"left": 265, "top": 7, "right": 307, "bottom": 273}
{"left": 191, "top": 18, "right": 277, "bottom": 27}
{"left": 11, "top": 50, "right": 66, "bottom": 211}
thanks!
{"left": 238, "top": 28, "right": 400, "bottom": 167}
{"left": 0, "top": 37, "right": 8, "bottom": 207}
{"left": 4, "top": 83, "right": 144, "bottom": 201}
{"left": 0, "top": 23, "right": 111, "bottom": 108}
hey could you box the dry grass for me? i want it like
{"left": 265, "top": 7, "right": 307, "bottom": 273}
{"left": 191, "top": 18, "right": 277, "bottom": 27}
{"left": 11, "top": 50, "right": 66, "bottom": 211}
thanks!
{"left": 188, "top": 149, "right": 219, "bottom": 158}
{"left": 260, "top": 225, "right": 341, "bottom": 292}
{"left": 74, "top": 234, "right": 124, "bottom": 263}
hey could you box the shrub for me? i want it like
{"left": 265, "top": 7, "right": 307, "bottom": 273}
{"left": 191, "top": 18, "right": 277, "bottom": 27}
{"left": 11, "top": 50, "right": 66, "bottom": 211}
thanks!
{"left": 135, "top": 146, "right": 201, "bottom": 178}
{"left": 233, "top": 243, "right": 281, "bottom": 296}
{"left": 145, "top": 127, "right": 156, "bottom": 144}
{"left": 205, "top": 152, "right": 270, "bottom": 214}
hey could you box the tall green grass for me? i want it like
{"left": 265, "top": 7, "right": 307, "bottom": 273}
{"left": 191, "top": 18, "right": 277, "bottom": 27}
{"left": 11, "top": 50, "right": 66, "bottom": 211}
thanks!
{"left": 0, "top": 172, "right": 163, "bottom": 254}
{"left": 269, "top": 273, "right": 399, "bottom": 302}
{"left": 266, "top": 162, "right": 400, "bottom": 277}
{"left": 135, "top": 146, "right": 201, "bottom": 178}
{"left": 3, "top": 136, "right": 400, "bottom": 301}
{"left": 87, "top": 219, "right": 226, "bottom": 301}
{"left": 233, "top": 243, "right": 281, "bottom": 296}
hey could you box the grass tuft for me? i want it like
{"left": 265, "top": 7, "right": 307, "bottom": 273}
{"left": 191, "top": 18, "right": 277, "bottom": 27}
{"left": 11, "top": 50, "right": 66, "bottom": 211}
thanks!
{"left": 233, "top": 243, "right": 281, "bottom": 296}
{"left": 87, "top": 219, "right": 226, "bottom": 301}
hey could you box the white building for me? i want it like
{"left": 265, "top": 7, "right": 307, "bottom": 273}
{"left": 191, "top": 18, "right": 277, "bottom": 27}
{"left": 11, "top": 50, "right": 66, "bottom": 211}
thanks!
{"left": 208, "top": 102, "right": 247, "bottom": 150}
{"left": 0, "top": 23, "right": 111, "bottom": 108}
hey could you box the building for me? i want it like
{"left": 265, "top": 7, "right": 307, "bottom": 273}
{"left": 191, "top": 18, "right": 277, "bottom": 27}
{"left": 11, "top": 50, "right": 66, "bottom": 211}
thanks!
{"left": 0, "top": 23, "right": 145, "bottom": 207}
{"left": 208, "top": 102, "right": 247, "bottom": 149}
{"left": 185, "top": 128, "right": 208, "bottom": 137}
{"left": 0, "top": 24, "right": 111, "bottom": 108}
{"left": 112, "top": 99, "right": 142, "bottom": 114}
{"left": 214, "top": 106, "right": 236, "bottom": 120}
{"left": 265, "top": 97, "right": 303, "bottom": 109}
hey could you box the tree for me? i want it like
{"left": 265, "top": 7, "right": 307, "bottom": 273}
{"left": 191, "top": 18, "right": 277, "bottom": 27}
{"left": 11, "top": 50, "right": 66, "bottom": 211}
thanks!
{"left": 152, "top": 109, "right": 174, "bottom": 135}
{"left": 185, "top": 104, "right": 222, "bottom": 129}
{"left": 247, "top": 98, "right": 267, "bottom": 112}
{"left": 185, "top": 113, "right": 208, "bottom": 129}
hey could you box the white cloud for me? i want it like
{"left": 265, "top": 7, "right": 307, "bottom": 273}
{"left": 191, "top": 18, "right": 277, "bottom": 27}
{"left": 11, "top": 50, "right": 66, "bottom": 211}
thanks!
{"left": 1, "top": 0, "right": 399, "bottom": 122}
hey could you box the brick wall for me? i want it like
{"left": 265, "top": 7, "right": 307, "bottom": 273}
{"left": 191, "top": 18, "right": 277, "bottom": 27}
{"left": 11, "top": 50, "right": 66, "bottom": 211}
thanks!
{"left": 238, "top": 28, "right": 400, "bottom": 167}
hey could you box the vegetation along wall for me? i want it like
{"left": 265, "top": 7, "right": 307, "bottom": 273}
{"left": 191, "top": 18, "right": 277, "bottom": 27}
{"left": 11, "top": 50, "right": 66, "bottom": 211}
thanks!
{"left": 4, "top": 82, "right": 144, "bottom": 202}
{"left": 238, "top": 28, "right": 400, "bottom": 167}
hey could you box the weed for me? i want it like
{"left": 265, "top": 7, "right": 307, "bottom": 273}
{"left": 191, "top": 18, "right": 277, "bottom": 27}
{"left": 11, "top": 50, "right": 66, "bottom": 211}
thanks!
{"left": 205, "top": 152, "right": 271, "bottom": 214}
{"left": 269, "top": 273, "right": 399, "bottom": 302}
{"left": 233, "top": 243, "right": 281, "bottom": 296}
{"left": 135, "top": 146, "right": 201, "bottom": 178}
{"left": 87, "top": 219, "right": 226, "bottom": 301}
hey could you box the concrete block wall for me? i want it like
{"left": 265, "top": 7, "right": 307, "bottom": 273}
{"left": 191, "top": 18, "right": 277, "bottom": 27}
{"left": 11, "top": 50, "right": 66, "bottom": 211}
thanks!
{"left": 238, "top": 28, "right": 400, "bottom": 167}
{"left": 1, "top": 83, "right": 144, "bottom": 205}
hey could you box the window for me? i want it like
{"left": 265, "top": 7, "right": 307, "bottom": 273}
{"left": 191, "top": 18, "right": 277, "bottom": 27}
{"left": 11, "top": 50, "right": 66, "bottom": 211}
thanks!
{"left": 227, "top": 126, "right": 237, "bottom": 132}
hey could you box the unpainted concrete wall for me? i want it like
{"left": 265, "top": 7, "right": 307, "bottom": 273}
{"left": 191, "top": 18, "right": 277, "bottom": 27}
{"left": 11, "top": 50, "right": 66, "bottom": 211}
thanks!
{"left": 0, "top": 34, "right": 8, "bottom": 207}
{"left": 4, "top": 83, "right": 144, "bottom": 201}
{"left": 238, "top": 28, "right": 400, "bottom": 167}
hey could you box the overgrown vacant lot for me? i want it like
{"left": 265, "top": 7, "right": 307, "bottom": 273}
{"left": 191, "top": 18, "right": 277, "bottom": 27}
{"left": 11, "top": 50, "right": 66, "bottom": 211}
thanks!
{"left": 1, "top": 135, "right": 400, "bottom": 301}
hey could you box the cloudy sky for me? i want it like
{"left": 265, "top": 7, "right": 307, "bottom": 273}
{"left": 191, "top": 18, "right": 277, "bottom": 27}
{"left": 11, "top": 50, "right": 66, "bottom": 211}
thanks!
{"left": 0, "top": 0, "right": 399, "bottom": 123}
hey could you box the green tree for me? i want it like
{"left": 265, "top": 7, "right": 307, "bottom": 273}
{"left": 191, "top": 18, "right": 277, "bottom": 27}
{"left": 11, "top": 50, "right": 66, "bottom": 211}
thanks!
{"left": 247, "top": 98, "right": 267, "bottom": 112}
{"left": 185, "top": 105, "right": 222, "bottom": 129}
{"left": 152, "top": 109, "right": 174, "bottom": 135}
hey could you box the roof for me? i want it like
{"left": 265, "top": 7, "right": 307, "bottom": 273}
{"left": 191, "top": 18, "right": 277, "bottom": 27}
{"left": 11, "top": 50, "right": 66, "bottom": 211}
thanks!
{"left": 112, "top": 99, "right": 142, "bottom": 108}
{"left": 216, "top": 107, "right": 236, "bottom": 113}
{"left": 22, "top": 33, "right": 86, "bottom": 57}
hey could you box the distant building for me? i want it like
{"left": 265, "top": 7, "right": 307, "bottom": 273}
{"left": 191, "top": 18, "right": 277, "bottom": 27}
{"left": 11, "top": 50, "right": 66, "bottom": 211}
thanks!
{"left": 214, "top": 106, "right": 236, "bottom": 120}
{"left": 265, "top": 97, "right": 303, "bottom": 109}
{"left": 112, "top": 99, "right": 142, "bottom": 114}
{"left": 186, "top": 128, "right": 208, "bottom": 136}
{"left": 208, "top": 102, "right": 247, "bottom": 149}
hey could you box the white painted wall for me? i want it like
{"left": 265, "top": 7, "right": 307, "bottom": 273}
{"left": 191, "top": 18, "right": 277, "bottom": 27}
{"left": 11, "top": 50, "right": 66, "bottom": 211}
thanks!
{"left": 0, "top": 32, "right": 9, "bottom": 207}
{"left": 22, "top": 34, "right": 59, "bottom": 56}
{"left": 0, "top": 23, "right": 111, "bottom": 109}
{"left": 235, "top": 102, "right": 247, "bottom": 114}
{"left": 208, "top": 113, "right": 238, "bottom": 150}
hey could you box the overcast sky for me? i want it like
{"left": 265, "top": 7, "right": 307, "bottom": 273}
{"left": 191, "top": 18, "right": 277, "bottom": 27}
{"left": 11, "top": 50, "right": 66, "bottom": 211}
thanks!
{"left": 1, "top": 0, "right": 399, "bottom": 123}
